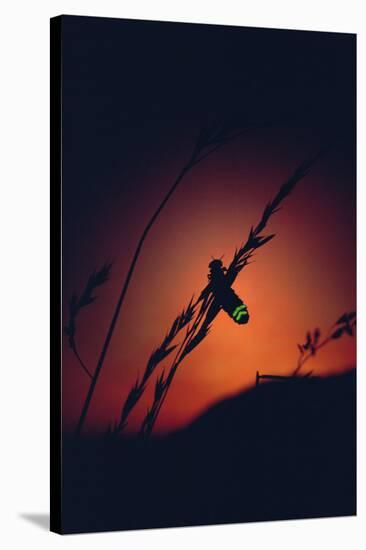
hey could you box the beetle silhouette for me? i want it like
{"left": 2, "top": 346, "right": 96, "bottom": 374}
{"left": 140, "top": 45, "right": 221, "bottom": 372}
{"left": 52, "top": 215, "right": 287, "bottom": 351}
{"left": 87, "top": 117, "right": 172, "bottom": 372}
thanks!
{"left": 208, "top": 258, "right": 249, "bottom": 324}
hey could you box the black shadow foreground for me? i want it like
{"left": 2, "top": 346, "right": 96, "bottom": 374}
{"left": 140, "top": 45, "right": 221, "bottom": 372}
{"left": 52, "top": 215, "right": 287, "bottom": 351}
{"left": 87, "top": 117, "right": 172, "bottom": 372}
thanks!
{"left": 62, "top": 370, "right": 356, "bottom": 534}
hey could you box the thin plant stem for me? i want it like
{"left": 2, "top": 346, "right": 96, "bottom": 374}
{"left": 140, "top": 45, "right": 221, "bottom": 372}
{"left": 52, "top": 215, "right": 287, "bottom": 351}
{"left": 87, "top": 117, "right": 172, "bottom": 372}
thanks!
{"left": 294, "top": 338, "right": 330, "bottom": 375}
{"left": 73, "top": 344, "right": 93, "bottom": 379}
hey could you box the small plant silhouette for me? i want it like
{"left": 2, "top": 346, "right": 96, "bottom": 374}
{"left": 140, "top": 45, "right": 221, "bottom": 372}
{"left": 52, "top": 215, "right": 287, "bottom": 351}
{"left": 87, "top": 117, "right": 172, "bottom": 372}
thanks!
{"left": 293, "top": 311, "right": 356, "bottom": 376}
{"left": 255, "top": 311, "right": 356, "bottom": 386}
{"left": 64, "top": 263, "right": 112, "bottom": 378}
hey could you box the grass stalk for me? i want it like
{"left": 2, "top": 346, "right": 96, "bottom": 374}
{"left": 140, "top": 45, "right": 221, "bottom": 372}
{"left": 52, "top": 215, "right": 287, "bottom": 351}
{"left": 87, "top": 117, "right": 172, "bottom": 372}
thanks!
{"left": 140, "top": 148, "right": 330, "bottom": 436}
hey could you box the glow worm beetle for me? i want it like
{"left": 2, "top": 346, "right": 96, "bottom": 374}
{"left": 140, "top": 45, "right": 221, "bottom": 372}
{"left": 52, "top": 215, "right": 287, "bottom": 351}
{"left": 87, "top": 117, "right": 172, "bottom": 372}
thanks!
{"left": 207, "top": 258, "right": 249, "bottom": 324}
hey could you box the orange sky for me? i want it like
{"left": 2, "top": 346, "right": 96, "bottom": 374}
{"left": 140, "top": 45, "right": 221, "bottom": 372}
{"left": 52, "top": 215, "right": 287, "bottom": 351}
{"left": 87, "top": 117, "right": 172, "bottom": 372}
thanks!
{"left": 61, "top": 125, "right": 356, "bottom": 434}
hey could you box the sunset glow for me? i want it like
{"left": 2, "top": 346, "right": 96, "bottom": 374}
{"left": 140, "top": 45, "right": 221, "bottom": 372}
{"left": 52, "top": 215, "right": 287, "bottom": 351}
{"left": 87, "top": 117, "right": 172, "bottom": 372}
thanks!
{"left": 62, "top": 126, "right": 355, "bottom": 434}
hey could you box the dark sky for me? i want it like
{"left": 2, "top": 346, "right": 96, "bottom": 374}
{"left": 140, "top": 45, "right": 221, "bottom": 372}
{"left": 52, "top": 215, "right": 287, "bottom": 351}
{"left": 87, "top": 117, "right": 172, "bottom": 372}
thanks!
{"left": 60, "top": 16, "right": 356, "bottom": 433}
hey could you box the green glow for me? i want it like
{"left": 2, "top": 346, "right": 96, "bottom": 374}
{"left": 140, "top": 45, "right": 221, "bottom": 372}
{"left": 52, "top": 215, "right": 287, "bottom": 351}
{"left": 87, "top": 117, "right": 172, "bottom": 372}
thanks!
{"left": 233, "top": 304, "right": 246, "bottom": 318}
{"left": 236, "top": 309, "right": 248, "bottom": 321}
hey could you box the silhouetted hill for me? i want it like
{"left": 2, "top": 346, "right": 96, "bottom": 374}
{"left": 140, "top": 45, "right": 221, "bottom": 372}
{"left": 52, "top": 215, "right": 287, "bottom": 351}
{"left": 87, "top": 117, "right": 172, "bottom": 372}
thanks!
{"left": 62, "top": 369, "right": 356, "bottom": 534}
